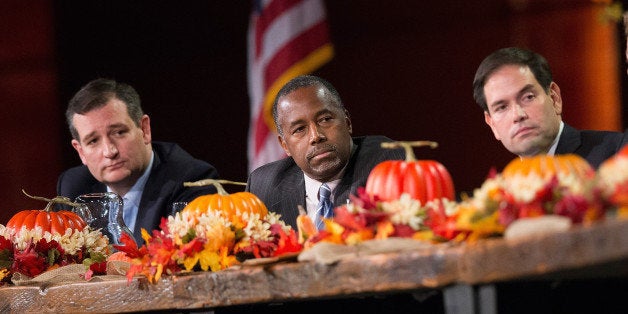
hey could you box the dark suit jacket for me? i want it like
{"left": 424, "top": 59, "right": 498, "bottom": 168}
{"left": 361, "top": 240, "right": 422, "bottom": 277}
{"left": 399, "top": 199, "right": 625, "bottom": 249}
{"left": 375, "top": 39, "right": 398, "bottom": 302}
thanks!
{"left": 246, "top": 136, "right": 405, "bottom": 229}
{"left": 57, "top": 141, "right": 219, "bottom": 244}
{"left": 555, "top": 123, "right": 628, "bottom": 168}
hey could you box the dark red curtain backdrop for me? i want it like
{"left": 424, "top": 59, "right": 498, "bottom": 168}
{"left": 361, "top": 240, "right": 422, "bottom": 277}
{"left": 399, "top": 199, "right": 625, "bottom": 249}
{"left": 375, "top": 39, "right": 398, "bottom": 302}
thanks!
{"left": 1, "top": 0, "right": 625, "bottom": 224}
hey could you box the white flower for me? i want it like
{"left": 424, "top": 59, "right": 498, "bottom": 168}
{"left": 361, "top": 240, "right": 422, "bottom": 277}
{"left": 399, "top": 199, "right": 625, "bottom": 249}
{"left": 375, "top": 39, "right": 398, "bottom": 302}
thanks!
{"left": 0, "top": 224, "right": 108, "bottom": 255}
{"left": 597, "top": 157, "right": 628, "bottom": 197}
{"left": 240, "top": 211, "right": 272, "bottom": 242}
{"left": 380, "top": 193, "right": 425, "bottom": 230}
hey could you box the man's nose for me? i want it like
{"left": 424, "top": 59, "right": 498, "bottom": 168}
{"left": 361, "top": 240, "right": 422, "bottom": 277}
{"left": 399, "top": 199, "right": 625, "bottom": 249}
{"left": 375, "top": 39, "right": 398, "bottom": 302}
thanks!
{"left": 103, "top": 141, "right": 118, "bottom": 158}
{"left": 512, "top": 103, "right": 527, "bottom": 121}
{"left": 309, "top": 124, "right": 326, "bottom": 144}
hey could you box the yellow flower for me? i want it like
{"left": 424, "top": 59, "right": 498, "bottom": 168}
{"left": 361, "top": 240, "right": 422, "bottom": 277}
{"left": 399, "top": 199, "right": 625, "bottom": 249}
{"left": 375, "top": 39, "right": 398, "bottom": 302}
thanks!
{"left": 345, "top": 229, "right": 374, "bottom": 245}
{"left": 0, "top": 268, "right": 9, "bottom": 281}
{"left": 141, "top": 228, "right": 152, "bottom": 244}
{"left": 218, "top": 246, "right": 238, "bottom": 269}
{"left": 198, "top": 248, "right": 221, "bottom": 272}
{"left": 202, "top": 222, "right": 236, "bottom": 253}
{"left": 412, "top": 230, "right": 434, "bottom": 242}
{"left": 182, "top": 254, "right": 200, "bottom": 271}
{"left": 375, "top": 221, "right": 394, "bottom": 240}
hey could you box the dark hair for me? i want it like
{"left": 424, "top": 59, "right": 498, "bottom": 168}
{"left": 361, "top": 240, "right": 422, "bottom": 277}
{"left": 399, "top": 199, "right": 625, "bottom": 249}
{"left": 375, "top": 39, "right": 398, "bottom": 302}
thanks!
{"left": 66, "top": 78, "right": 143, "bottom": 140}
{"left": 473, "top": 47, "right": 553, "bottom": 112}
{"left": 272, "top": 75, "right": 346, "bottom": 135}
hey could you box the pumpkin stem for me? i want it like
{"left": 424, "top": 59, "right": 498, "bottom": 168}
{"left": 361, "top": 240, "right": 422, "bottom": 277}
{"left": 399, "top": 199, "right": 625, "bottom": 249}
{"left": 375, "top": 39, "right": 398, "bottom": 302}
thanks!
{"left": 183, "top": 179, "right": 247, "bottom": 195}
{"left": 381, "top": 141, "right": 438, "bottom": 162}
{"left": 21, "top": 189, "right": 81, "bottom": 211}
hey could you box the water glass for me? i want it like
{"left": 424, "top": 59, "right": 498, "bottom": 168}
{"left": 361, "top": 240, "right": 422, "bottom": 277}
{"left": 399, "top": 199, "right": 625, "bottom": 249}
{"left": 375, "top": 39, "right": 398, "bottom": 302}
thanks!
{"left": 74, "top": 192, "right": 136, "bottom": 246}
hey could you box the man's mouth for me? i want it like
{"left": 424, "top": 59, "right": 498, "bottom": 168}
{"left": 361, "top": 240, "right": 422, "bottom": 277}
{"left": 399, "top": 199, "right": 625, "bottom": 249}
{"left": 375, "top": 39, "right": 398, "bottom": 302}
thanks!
{"left": 513, "top": 126, "right": 534, "bottom": 138}
{"left": 307, "top": 146, "right": 335, "bottom": 161}
{"left": 105, "top": 161, "right": 125, "bottom": 170}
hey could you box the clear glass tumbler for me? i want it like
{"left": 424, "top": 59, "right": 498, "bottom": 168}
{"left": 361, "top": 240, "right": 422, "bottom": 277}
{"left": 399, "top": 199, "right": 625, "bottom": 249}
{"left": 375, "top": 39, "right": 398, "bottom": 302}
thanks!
{"left": 74, "top": 192, "right": 136, "bottom": 247}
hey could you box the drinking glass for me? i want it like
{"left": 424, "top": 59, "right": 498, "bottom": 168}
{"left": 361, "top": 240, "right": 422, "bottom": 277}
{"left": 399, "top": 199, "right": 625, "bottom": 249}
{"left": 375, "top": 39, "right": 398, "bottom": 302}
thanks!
{"left": 74, "top": 192, "right": 136, "bottom": 247}
{"left": 171, "top": 201, "right": 188, "bottom": 215}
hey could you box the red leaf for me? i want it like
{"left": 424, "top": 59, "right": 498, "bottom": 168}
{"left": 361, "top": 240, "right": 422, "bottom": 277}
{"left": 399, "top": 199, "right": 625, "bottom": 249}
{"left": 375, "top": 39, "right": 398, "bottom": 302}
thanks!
{"left": 113, "top": 233, "right": 141, "bottom": 258}
{"left": 89, "top": 261, "right": 107, "bottom": 275}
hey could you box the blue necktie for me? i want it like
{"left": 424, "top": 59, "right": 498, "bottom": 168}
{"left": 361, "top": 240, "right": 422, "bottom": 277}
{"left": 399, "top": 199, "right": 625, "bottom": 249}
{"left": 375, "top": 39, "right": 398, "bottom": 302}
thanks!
{"left": 315, "top": 183, "right": 333, "bottom": 230}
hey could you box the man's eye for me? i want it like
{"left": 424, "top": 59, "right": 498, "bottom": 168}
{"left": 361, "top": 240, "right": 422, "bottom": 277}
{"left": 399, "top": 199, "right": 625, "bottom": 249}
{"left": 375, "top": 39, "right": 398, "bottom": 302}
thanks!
{"left": 319, "top": 116, "right": 333, "bottom": 123}
{"left": 493, "top": 105, "right": 507, "bottom": 113}
{"left": 113, "top": 130, "right": 127, "bottom": 137}
{"left": 522, "top": 93, "right": 535, "bottom": 102}
{"left": 292, "top": 126, "right": 305, "bottom": 134}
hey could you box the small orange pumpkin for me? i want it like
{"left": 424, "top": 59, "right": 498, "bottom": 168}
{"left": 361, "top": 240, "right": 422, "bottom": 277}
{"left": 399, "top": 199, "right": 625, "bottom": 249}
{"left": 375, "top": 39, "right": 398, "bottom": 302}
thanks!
{"left": 6, "top": 209, "right": 86, "bottom": 235}
{"left": 5, "top": 191, "right": 87, "bottom": 235}
{"left": 502, "top": 154, "right": 595, "bottom": 181}
{"left": 365, "top": 141, "right": 455, "bottom": 203}
{"left": 107, "top": 251, "right": 133, "bottom": 263}
{"left": 182, "top": 179, "right": 268, "bottom": 224}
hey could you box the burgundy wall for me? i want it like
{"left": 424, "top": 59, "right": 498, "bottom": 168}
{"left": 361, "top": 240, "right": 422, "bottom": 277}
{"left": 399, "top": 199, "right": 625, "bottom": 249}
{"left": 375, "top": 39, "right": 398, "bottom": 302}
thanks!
{"left": 0, "top": 1, "right": 62, "bottom": 223}
{"left": 1, "top": 0, "right": 625, "bottom": 224}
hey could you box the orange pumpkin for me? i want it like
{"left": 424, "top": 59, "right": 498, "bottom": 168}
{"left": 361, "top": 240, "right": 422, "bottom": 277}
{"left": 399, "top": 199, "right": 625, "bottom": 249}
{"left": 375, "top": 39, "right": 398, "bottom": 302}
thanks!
{"left": 6, "top": 209, "right": 86, "bottom": 235}
{"left": 107, "top": 251, "right": 133, "bottom": 263}
{"left": 182, "top": 179, "right": 268, "bottom": 223}
{"left": 365, "top": 141, "right": 455, "bottom": 203}
{"left": 502, "top": 154, "right": 595, "bottom": 181}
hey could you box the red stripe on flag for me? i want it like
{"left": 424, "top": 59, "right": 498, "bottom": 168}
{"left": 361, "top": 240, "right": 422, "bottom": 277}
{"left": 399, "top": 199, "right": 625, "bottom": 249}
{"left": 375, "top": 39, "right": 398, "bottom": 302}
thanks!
{"left": 254, "top": 0, "right": 302, "bottom": 58}
{"left": 263, "top": 21, "right": 329, "bottom": 88}
{"left": 254, "top": 104, "right": 271, "bottom": 155}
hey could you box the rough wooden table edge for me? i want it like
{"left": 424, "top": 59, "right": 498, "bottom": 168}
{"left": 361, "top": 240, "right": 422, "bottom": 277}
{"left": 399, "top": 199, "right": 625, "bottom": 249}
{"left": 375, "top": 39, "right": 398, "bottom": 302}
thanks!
{"left": 1, "top": 219, "right": 627, "bottom": 313}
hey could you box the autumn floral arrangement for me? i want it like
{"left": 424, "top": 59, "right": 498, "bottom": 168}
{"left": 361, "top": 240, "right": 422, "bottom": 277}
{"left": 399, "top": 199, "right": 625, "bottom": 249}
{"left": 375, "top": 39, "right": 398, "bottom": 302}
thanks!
{"left": 299, "top": 143, "right": 628, "bottom": 247}
{"left": 110, "top": 144, "right": 628, "bottom": 283}
{"left": 298, "top": 187, "right": 459, "bottom": 248}
{"left": 298, "top": 141, "right": 462, "bottom": 247}
{"left": 114, "top": 180, "right": 302, "bottom": 283}
{"left": 0, "top": 192, "right": 110, "bottom": 284}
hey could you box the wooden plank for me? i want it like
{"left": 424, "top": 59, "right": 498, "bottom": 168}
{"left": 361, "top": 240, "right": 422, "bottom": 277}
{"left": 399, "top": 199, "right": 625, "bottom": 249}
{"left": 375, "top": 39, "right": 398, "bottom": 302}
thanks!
{"left": 0, "top": 244, "right": 460, "bottom": 312}
{"left": 458, "top": 219, "right": 628, "bottom": 284}
{"left": 1, "top": 219, "right": 627, "bottom": 312}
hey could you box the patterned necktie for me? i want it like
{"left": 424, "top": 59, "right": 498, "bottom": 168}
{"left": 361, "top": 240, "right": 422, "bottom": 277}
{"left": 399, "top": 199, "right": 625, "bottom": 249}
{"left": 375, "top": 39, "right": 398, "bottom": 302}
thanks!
{"left": 315, "top": 183, "right": 333, "bottom": 230}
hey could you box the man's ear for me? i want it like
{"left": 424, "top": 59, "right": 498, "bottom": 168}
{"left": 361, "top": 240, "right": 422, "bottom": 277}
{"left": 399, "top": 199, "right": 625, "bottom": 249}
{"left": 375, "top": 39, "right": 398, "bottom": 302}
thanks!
{"left": 71, "top": 139, "right": 87, "bottom": 165}
{"left": 484, "top": 111, "right": 501, "bottom": 141}
{"left": 549, "top": 82, "right": 562, "bottom": 115}
{"left": 344, "top": 109, "right": 353, "bottom": 134}
{"left": 277, "top": 135, "right": 291, "bottom": 156}
{"left": 140, "top": 114, "right": 152, "bottom": 144}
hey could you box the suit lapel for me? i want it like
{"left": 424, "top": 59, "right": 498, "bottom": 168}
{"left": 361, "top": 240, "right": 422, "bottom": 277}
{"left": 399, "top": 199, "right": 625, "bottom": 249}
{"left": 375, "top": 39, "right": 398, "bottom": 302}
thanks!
{"left": 134, "top": 150, "right": 163, "bottom": 241}
{"left": 273, "top": 164, "right": 305, "bottom": 226}
{"left": 555, "top": 124, "right": 581, "bottom": 154}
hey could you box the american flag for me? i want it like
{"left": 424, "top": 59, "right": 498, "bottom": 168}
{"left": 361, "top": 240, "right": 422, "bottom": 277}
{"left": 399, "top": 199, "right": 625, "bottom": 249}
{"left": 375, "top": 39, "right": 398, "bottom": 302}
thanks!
{"left": 247, "top": 0, "right": 334, "bottom": 172}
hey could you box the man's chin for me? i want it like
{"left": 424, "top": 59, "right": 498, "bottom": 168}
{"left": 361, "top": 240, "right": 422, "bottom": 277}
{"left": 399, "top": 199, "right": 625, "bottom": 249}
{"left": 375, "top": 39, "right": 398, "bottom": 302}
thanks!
{"left": 513, "top": 145, "right": 544, "bottom": 157}
{"left": 308, "top": 161, "right": 343, "bottom": 181}
{"left": 101, "top": 172, "right": 131, "bottom": 185}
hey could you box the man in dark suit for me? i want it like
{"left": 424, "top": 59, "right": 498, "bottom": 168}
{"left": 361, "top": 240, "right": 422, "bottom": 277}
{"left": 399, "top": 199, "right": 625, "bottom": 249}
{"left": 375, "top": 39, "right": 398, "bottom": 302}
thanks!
{"left": 246, "top": 75, "right": 404, "bottom": 229}
{"left": 473, "top": 47, "right": 628, "bottom": 168}
{"left": 472, "top": 47, "right": 628, "bottom": 311}
{"left": 57, "top": 78, "right": 218, "bottom": 245}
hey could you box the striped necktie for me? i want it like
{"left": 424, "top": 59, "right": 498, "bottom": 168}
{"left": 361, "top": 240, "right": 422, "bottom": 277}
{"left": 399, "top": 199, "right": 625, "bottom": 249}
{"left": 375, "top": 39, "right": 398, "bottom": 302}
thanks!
{"left": 315, "top": 183, "right": 333, "bottom": 230}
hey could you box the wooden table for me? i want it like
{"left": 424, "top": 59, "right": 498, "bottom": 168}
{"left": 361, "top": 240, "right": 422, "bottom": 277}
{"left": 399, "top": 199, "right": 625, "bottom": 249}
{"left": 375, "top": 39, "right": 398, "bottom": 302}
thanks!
{"left": 1, "top": 218, "right": 627, "bottom": 313}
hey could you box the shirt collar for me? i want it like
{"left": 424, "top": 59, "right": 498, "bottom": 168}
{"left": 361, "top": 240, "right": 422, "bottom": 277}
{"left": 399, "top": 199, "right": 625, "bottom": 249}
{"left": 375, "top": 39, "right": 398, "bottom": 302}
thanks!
{"left": 547, "top": 121, "right": 564, "bottom": 156}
